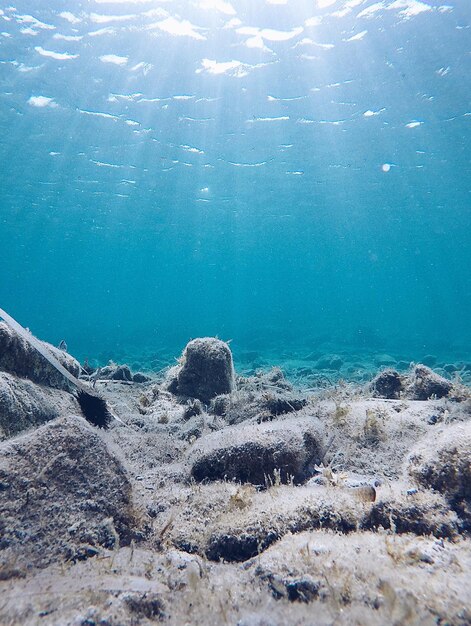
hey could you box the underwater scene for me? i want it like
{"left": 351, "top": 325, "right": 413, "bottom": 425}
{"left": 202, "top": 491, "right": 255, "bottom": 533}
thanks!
{"left": 1, "top": 0, "right": 470, "bottom": 375}
{"left": 2, "top": 3, "right": 471, "bottom": 625}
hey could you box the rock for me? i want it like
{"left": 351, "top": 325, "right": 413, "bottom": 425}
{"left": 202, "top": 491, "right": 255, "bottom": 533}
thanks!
{"left": 133, "top": 372, "right": 151, "bottom": 383}
{"left": 396, "top": 360, "right": 410, "bottom": 371}
{"left": 189, "top": 416, "right": 324, "bottom": 486}
{"left": 407, "top": 422, "right": 471, "bottom": 528}
{"left": 238, "top": 368, "right": 292, "bottom": 394}
{"left": 362, "top": 492, "right": 458, "bottom": 538}
{"left": 168, "top": 338, "right": 235, "bottom": 403}
{"left": 0, "top": 416, "right": 135, "bottom": 573}
{"left": 259, "top": 393, "right": 307, "bottom": 417}
{"left": 206, "top": 529, "right": 281, "bottom": 563}
{"left": 374, "top": 354, "right": 397, "bottom": 367}
{"left": 111, "top": 365, "right": 133, "bottom": 381}
{"left": 370, "top": 369, "right": 404, "bottom": 399}
{"left": 259, "top": 571, "right": 320, "bottom": 603}
{"left": 210, "top": 394, "right": 231, "bottom": 417}
{"left": 212, "top": 389, "right": 307, "bottom": 426}
{"left": 182, "top": 398, "right": 203, "bottom": 420}
{"left": 122, "top": 592, "right": 166, "bottom": 620}
{"left": 422, "top": 355, "right": 437, "bottom": 367}
{"left": 0, "top": 372, "right": 78, "bottom": 438}
{"left": 315, "top": 355, "right": 343, "bottom": 371}
{"left": 0, "top": 322, "right": 80, "bottom": 391}
{"left": 96, "top": 364, "right": 132, "bottom": 381}
{"left": 406, "top": 364, "right": 452, "bottom": 400}
{"left": 93, "top": 364, "right": 151, "bottom": 383}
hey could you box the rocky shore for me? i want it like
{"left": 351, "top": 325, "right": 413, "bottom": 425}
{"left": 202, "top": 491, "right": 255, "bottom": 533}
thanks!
{"left": 1, "top": 325, "right": 471, "bottom": 626}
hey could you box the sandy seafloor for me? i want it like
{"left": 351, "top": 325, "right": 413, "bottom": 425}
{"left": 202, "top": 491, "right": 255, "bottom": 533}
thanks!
{"left": 1, "top": 332, "right": 471, "bottom": 626}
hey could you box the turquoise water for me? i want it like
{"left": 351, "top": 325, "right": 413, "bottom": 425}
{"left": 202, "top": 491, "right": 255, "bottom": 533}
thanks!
{"left": 0, "top": 1, "right": 470, "bottom": 367}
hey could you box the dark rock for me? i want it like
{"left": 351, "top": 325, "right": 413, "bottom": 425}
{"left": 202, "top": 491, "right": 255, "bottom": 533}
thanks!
{"left": 370, "top": 369, "right": 404, "bottom": 399}
{"left": 0, "top": 416, "right": 135, "bottom": 572}
{"left": 133, "top": 372, "right": 151, "bottom": 383}
{"left": 0, "top": 322, "right": 80, "bottom": 391}
{"left": 261, "top": 572, "right": 320, "bottom": 603}
{"left": 362, "top": 495, "right": 458, "bottom": 538}
{"left": 111, "top": 365, "right": 133, "bottom": 381}
{"left": 406, "top": 364, "right": 452, "bottom": 400}
{"left": 169, "top": 338, "right": 235, "bottom": 403}
{"left": 210, "top": 394, "right": 231, "bottom": 417}
{"left": 407, "top": 422, "right": 471, "bottom": 529}
{"left": 0, "top": 372, "right": 78, "bottom": 438}
{"left": 200, "top": 489, "right": 360, "bottom": 564}
{"left": 97, "top": 364, "right": 133, "bottom": 381}
{"left": 260, "top": 393, "right": 307, "bottom": 416}
{"left": 123, "top": 592, "right": 165, "bottom": 620}
{"left": 189, "top": 417, "right": 324, "bottom": 486}
{"left": 206, "top": 529, "right": 280, "bottom": 562}
{"left": 183, "top": 398, "right": 203, "bottom": 420}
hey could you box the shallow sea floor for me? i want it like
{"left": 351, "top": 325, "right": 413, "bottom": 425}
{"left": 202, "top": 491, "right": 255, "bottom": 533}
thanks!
{"left": 1, "top": 332, "right": 471, "bottom": 626}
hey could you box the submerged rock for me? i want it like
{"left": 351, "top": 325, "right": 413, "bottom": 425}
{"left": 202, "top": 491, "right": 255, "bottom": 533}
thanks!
{"left": 407, "top": 421, "right": 471, "bottom": 529}
{"left": 133, "top": 372, "right": 151, "bottom": 383}
{"left": 406, "top": 364, "right": 452, "bottom": 400}
{"left": 314, "top": 354, "right": 343, "bottom": 371}
{"left": 0, "top": 322, "right": 80, "bottom": 391}
{"left": 189, "top": 416, "right": 324, "bottom": 486}
{"left": 0, "top": 372, "right": 78, "bottom": 438}
{"left": 370, "top": 369, "right": 404, "bottom": 399}
{"left": 209, "top": 386, "right": 307, "bottom": 426}
{"left": 96, "top": 363, "right": 133, "bottom": 381}
{"left": 374, "top": 354, "right": 397, "bottom": 367}
{"left": 0, "top": 416, "right": 135, "bottom": 573}
{"left": 168, "top": 337, "right": 235, "bottom": 403}
{"left": 422, "top": 354, "right": 437, "bottom": 367}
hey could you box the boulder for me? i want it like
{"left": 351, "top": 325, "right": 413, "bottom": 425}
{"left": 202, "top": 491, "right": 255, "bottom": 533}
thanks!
{"left": 370, "top": 369, "right": 404, "bottom": 399}
{"left": 0, "top": 416, "right": 135, "bottom": 574}
{"left": 189, "top": 416, "right": 324, "bottom": 486}
{"left": 0, "top": 372, "right": 78, "bottom": 438}
{"left": 168, "top": 338, "right": 235, "bottom": 403}
{"left": 406, "top": 364, "right": 452, "bottom": 400}
{"left": 0, "top": 322, "right": 80, "bottom": 391}
{"left": 407, "top": 421, "right": 471, "bottom": 528}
